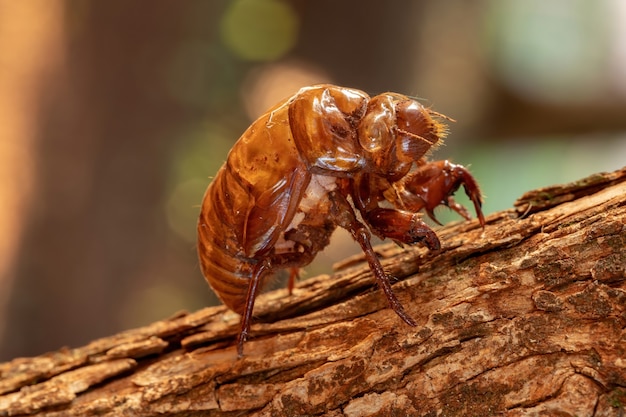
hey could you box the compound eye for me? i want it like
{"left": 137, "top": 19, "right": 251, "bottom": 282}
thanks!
{"left": 358, "top": 95, "right": 395, "bottom": 152}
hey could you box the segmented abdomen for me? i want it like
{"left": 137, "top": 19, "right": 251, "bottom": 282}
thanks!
{"left": 198, "top": 164, "right": 256, "bottom": 314}
{"left": 197, "top": 99, "right": 310, "bottom": 313}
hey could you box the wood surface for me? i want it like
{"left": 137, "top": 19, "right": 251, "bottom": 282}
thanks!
{"left": 1, "top": 167, "right": 625, "bottom": 416}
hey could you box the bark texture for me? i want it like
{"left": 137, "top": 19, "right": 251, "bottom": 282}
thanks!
{"left": 1, "top": 168, "right": 625, "bottom": 417}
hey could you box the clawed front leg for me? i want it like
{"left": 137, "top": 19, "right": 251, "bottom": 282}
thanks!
{"left": 386, "top": 160, "right": 485, "bottom": 227}
{"left": 365, "top": 207, "right": 441, "bottom": 251}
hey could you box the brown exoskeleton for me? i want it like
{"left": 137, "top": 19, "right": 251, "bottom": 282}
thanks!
{"left": 197, "top": 84, "right": 485, "bottom": 356}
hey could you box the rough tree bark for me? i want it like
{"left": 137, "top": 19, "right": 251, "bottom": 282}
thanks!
{"left": 1, "top": 167, "right": 625, "bottom": 417}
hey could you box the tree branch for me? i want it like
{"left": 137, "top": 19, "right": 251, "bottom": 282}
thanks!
{"left": 2, "top": 167, "right": 625, "bottom": 416}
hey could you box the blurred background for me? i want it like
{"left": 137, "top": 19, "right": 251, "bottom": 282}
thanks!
{"left": 1, "top": 0, "right": 624, "bottom": 361}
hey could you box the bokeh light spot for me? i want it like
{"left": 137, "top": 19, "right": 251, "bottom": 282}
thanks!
{"left": 220, "top": 0, "right": 299, "bottom": 61}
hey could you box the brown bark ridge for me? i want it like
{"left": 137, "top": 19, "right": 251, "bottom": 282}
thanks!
{"left": 1, "top": 167, "right": 625, "bottom": 417}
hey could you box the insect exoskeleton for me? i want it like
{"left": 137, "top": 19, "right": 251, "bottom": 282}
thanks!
{"left": 197, "top": 84, "right": 485, "bottom": 356}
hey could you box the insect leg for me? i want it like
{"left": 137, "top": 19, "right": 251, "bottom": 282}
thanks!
{"left": 287, "top": 267, "right": 300, "bottom": 295}
{"left": 391, "top": 160, "right": 485, "bottom": 227}
{"left": 445, "top": 195, "right": 472, "bottom": 222}
{"left": 330, "top": 193, "right": 417, "bottom": 327}
{"left": 237, "top": 258, "right": 272, "bottom": 357}
{"left": 365, "top": 207, "right": 441, "bottom": 250}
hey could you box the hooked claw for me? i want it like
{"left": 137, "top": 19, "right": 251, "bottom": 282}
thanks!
{"left": 387, "top": 160, "right": 485, "bottom": 228}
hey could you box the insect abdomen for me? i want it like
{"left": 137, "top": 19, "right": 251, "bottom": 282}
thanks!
{"left": 198, "top": 165, "right": 256, "bottom": 314}
{"left": 197, "top": 101, "right": 310, "bottom": 314}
